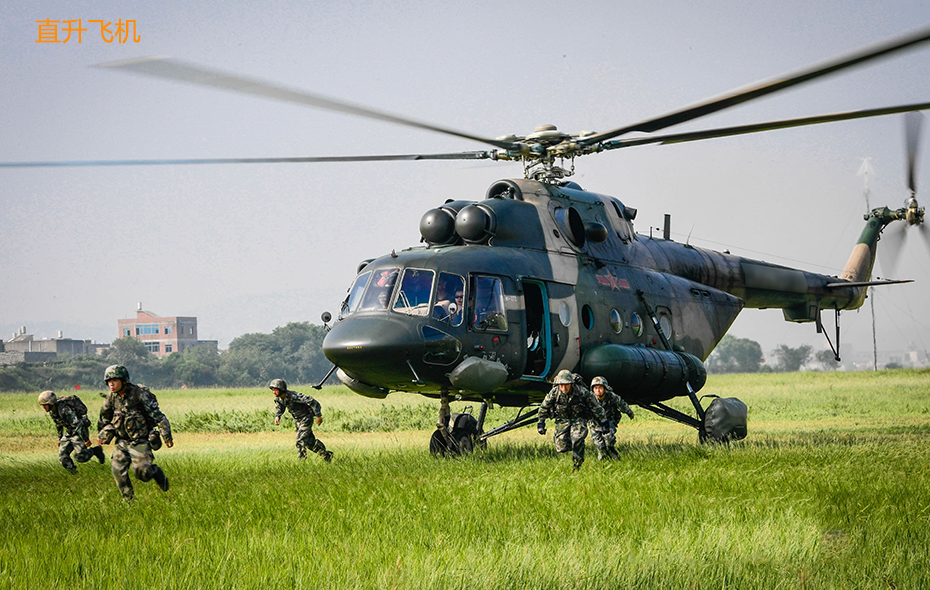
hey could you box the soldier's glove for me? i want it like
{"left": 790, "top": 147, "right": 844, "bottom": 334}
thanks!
{"left": 537, "top": 423, "right": 546, "bottom": 435}
{"left": 627, "top": 411, "right": 635, "bottom": 420}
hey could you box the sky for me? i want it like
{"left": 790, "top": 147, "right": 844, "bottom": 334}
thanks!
{"left": 2, "top": 0, "right": 930, "bottom": 363}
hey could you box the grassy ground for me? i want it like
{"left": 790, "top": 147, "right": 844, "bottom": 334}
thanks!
{"left": 1, "top": 370, "right": 929, "bottom": 589}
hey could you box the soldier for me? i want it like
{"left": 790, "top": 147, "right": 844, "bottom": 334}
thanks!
{"left": 97, "top": 365, "right": 173, "bottom": 501}
{"left": 588, "top": 376, "right": 635, "bottom": 460}
{"left": 271, "top": 378, "right": 333, "bottom": 462}
{"left": 38, "top": 390, "right": 106, "bottom": 474}
{"left": 537, "top": 369, "right": 607, "bottom": 471}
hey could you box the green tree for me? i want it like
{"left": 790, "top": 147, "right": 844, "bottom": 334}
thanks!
{"left": 772, "top": 344, "right": 812, "bottom": 372}
{"left": 815, "top": 349, "right": 841, "bottom": 371}
{"left": 706, "top": 335, "right": 765, "bottom": 373}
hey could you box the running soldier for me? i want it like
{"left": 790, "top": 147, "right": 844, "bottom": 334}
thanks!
{"left": 38, "top": 390, "right": 106, "bottom": 474}
{"left": 588, "top": 376, "right": 635, "bottom": 460}
{"left": 97, "top": 365, "right": 173, "bottom": 501}
{"left": 537, "top": 369, "right": 608, "bottom": 471}
{"left": 271, "top": 379, "right": 333, "bottom": 462}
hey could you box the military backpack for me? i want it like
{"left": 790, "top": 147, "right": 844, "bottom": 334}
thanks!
{"left": 56, "top": 395, "right": 88, "bottom": 417}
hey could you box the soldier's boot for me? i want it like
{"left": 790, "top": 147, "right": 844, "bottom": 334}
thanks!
{"left": 323, "top": 450, "right": 334, "bottom": 463}
{"left": 93, "top": 446, "right": 106, "bottom": 464}
{"left": 66, "top": 465, "right": 78, "bottom": 475}
{"left": 152, "top": 466, "right": 170, "bottom": 492}
{"left": 597, "top": 448, "right": 607, "bottom": 461}
{"left": 608, "top": 446, "right": 620, "bottom": 460}
{"left": 572, "top": 458, "right": 583, "bottom": 472}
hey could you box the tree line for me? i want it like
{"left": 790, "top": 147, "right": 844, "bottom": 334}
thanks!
{"left": 0, "top": 322, "right": 333, "bottom": 393}
{"left": 0, "top": 324, "right": 838, "bottom": 392}
{"left": 706, "top": 334, "right": 840, "bottom": 374}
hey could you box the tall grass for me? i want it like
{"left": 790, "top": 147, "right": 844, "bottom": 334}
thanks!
{"left": 1, "top": 370, "right": 929, "bottom": 589}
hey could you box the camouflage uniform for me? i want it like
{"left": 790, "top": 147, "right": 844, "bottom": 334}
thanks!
{"left": 589, "top": 385, "right": 634, "bottom": 459}
{"left": 98, "top": 383, "right": 173, "bottom": 500}
{"left": 46, "top": 397, "right": 104, "bottom": 474}
{"left": 538, "top": 376, "right": 607, "bottom": 470}
{"left": 274, "top": 390, "right": 332, "bottom": 461}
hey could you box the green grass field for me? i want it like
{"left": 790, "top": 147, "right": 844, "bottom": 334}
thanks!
{"left": 2, "top": 370, "right": 929, "bottom": 589}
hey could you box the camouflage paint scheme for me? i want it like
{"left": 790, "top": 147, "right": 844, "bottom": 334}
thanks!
{"left": 323, "top": 178, "right": 896, "bottom": 410}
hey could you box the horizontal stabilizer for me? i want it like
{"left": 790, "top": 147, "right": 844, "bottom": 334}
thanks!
{"left": 824, "top": 279, "right": 913, "bottom": 288}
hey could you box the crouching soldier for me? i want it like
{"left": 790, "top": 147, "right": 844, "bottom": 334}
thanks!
{"left": 271, "top": 379, "right": 333, "bottom": 462}
{"left": 537, "top": 370, "right": 607, "bottom": 471}
{"left": 38, "top": 390, "right": 106, "bottom": 474}
{"left": 588, "top": 376, "right": 635, "bottom": 460}
{"left": 97, "top": 365, "right": 173, "bottom": 501}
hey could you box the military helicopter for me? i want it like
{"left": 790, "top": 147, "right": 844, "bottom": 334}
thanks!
{"left": 4, "top": 26, "right": 930, "bottom": 446}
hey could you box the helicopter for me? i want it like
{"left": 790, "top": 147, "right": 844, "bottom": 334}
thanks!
{"left": 4, "top": 26, "right": 930, "bottom": 447}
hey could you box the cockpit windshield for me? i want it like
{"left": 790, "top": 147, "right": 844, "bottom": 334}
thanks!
{"left": 393, "top": 268, "right": 435, "bottom": 316}
{"left": 342, "top": 271, "right": 372, "bottom": 317}
{"left": 358, "top": 268, "right": 399, "bottom": 310}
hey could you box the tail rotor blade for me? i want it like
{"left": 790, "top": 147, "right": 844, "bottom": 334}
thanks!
{"left": 878, "top": 222, "right": 907, "bottom": 277}
{"left": 905, "top": 111, "right": 924, "bottom": 196}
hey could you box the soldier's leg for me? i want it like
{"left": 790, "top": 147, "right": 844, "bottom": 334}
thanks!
{"left": 111, "top": 442, "right": 135, "bottom": 500}
{"left": 72, "top": 427, "right": 94, "bottom": 464}
{"left": 295, "top": 420, "right": 311, "bottom": 459}
{"left": 309, "top": 432, "right": 333, "bottom": 461}
{"left": 553, "top": 421, "right": 572, "bottom": 454}
{"left": 589, "top": 421, "right": 608, "bottom": 460}
{"left": 58, "top": 438, "right": 78, "bottom": 474}
{"left": 570, "top": 421, "right": 589, "bottom": 470}
{"left": 127, "top": 441, "right": 169, "bottom": 492}
{"left": 605, "top": 424, "right": 619, "bottom": 459}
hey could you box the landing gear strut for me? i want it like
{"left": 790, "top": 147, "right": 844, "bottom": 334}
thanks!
{"left": 429, "top": 397, "right": 488, "bottom": 457}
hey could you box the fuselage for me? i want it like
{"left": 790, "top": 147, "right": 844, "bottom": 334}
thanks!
{"left": 323, "top": 178, "right": 870, "bottom": 408}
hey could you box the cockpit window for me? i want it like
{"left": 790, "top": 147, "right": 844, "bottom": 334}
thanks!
{"left": 470, "top": 275, "right": 508, "bottom": 332}
{"left": 393, "top": 268, "right": 435, "bottom": 316}
{"left": 342, "top": 271, "right": 372, "bottom": 317}
{"left": 358, "top": 268, "right": 399, "bottom": 310}
{"left": 431, "top": 272, "right": 465, "bottom": 326}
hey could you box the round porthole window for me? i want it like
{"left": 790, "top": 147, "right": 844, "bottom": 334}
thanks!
{"left": 659, "top": 315, "right": 672, "bottom": 340}
{"left": 582, "top": 305, "right": 594, "bottom": 330}
{"left": 630, "top": 312, "right": 643, "bottom": 337}
{"left": 610, "top": 309, "right": 623, "bottom": 334}
{"left": 558, "top": 302, "right": 572, "bottom": 327}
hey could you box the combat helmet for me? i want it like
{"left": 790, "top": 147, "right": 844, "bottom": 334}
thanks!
{"left": 269, "top": 378, "right": 287, "bottom": 392}
{"left": 553, "top": 369, "right": 574, "bottom": 384}
{"left": 591, "top": 376, "right": 609, "bottom": 388}
{"left": 38, "top": 390, "right": 57, "bottom": 405}
{"left": 104, "top": 365, "right": 129, "bottom": 383}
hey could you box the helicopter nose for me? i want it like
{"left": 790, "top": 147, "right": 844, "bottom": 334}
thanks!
{"left": 322, "top": 315, "right": 427, "bottom": 383}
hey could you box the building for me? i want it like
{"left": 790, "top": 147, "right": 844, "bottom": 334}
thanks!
{"left": 1, "top": 327, "right": 109, "bottom": 366}
{"left": 117, "top": 305, "right": 211, "bottom": 358}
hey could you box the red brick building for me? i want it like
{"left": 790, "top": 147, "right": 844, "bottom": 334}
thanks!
{"left": 117, "top": 306, "right": 199, "bottom": 358}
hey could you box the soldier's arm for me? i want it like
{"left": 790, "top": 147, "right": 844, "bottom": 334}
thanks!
{"left": 141, "top": 391, "right": 174, "bottom": 445}
{"left": 97, "top": 395, "right": 113, "bottom": 433}
{"left": 62, "top": 404, "right": 91, "bottom": 445}
{"left": 538, "top": 389, "right": 556, "bottom": 422}
{"left": 588, "top": 391, "right": 607, "bottom": 422}
{"left": 614, "top": 393, "right": 634, "bottom": 419}
{"left": 274, "top": 397, "right": 286, "bottom": 421}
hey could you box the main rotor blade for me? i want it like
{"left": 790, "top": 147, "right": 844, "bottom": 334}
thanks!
{"left": 599, "top": 102, "right": 930, "bottom": 150}
{"left": 0, "top": 151, "right": 495, "bottom": 168}
{"left": 580, "top": 25, "right": 930, "bottom": 146}
{"left": 904, "top": 111, "right": 924, "bottom": 194}
{"left": 97, "top": 57, "right": 522, "bottom": 152}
